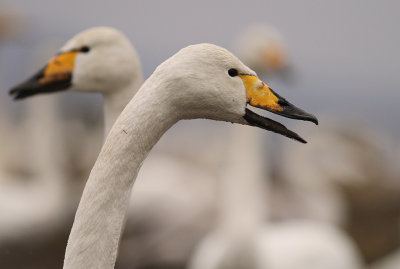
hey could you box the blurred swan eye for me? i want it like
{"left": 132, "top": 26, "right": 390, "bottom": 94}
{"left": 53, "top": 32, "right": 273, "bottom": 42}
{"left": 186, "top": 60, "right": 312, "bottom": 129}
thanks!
{"left": 228, "top": 68, "right": 238, "bottom": 77}
{"left": 80, "top": 46, "right": 90, "bottom": 53}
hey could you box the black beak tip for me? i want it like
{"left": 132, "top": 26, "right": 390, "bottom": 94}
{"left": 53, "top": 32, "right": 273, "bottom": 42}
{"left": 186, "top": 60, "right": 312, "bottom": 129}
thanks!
{"left": 298, "top": 137, "right": 307, "bottom": 144}
{"left": 311, "top": 116, "right": 319, "bottom": 125}
{"left": 9, "top": 88, "right": 22, "bottom": 100}
{"left": 299, "top": 111, "right": 318, "bottom": 125}
{"left": 290, "top": 131, "right": 308, "bottom": 144}
{"left": 295, "top": 111, "right": 318, "bottom": 125}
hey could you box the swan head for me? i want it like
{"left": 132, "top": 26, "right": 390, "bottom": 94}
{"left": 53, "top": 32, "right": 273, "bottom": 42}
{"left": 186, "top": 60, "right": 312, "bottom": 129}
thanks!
{"left": 233, "top": 24, "right": 289, "bottom": 76}
{"left": 151, "top": 44, "right": 317, "bottom": 143}
{"left": 9, "top": 26, "right": 142, "bottom": 98}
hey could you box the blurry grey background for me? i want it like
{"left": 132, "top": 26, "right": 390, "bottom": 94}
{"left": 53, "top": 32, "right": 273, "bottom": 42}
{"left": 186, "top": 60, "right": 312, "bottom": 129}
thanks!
{"left": 1, "top": 1, "right": 400, "bottom": 269}
{"left": 1, "top": 0, "right": 399, "bottom": 137}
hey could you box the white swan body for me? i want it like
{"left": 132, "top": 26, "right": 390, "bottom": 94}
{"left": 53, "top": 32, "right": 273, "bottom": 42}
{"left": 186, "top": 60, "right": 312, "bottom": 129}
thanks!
{"left": 63, "top": 43, "right": 318, "bottom": 269}
{"left": 188, "top": 125, "right": 363, "bottom": 269}
{"left": 276, "top": 119, "right": 400, "bottom": 262}
{"left": 0, "top": 95, "right": 70, "bottom": 241}
{"left": 190, "top": 221, "right": 363, "bottom": 269}
{"left": 6, "top": 26, "right": 143, "bottom": 243}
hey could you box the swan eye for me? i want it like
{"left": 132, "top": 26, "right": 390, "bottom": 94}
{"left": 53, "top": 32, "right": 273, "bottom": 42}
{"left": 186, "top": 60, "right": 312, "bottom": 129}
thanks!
{"left": 228, "top": 68, "right": 238, "bottom": 77}
{"left": 80, "top": 46, "right": 90, "bottom": 53}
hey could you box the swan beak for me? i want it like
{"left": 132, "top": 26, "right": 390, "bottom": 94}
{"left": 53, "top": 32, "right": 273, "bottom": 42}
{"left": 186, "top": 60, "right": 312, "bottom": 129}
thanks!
{"left": 240, "top": 74, "right": 318, "bottom": 143}
{"left": 9, "top": 51, "right": 78, "bottom": 99}
{"left": 262, "top": 45, "right": 287, "bottom": 70}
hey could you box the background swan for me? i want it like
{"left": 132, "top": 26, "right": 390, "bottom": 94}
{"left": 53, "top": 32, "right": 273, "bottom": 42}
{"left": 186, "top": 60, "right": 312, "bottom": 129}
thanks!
{"left": 188, "top": 115, "right": 363, "bottom": 269}
{"left": 4, "top": 27, "right": 140, "bottom": 244}
{"left": 0, "top": 95, "right": 71, "bottom": 242}
{"left": 232, "top": 24, "right": 399, "bottom": 265}
{"left": 233, "top": 23, "right": 290, "bottom": 79}
{"left": 0, "top": 18, "right": 75, "bottom": 257}
{"left": 10, "top": 26, "right": 143, "bottom": 138}
{"left": 275, "top": 119, "right": 400, "bottom": 262}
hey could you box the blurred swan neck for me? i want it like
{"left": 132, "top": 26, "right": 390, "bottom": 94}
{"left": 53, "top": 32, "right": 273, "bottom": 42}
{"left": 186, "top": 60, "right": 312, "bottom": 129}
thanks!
{"left": 219, "top": 126, "right": 268, "bottom": 230}
{"left": 103, "top": 77, "right": 143, "bottom": 138}
{"left": 63, "top": 82, "right": 177, "bottom": 269}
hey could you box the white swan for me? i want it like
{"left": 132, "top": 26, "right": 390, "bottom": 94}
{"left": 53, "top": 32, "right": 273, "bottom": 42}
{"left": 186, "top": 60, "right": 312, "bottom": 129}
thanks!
{"left": 5, "top": 27, "right": 142, "bottom": 241}
{"left": 188, "top": 124, "right": 364, "bottom": 269}
{"left": 276, "top": 119, "right": 400, "bottom": 262}
{"left": 232, "top": 24, "right": 397, "bottom": 264}
{"left": 9, "top": 26, "right": 143, "bottom": 138}
{"left": 233, "top": 23, "right": 290, "bottom": 78}
{"left": 62, "top": 43, "right": 317, "bottom": 269}
{"left": 0, "top": 95, "right": 70, "bottom": 241}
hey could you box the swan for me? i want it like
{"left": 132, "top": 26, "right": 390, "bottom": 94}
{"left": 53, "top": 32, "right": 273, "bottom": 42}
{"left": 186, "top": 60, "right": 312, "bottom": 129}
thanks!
{"left": 233, "top": 23, "right": 290, "bottom": 78}
{"left": 4, "top": 28, "right": 133, "bottom": 240}
{"left": 0, "top": 95, "right": 70, "bottom": 241}
{"left": 188, "top": 124, "right": 364, "bottom": 269}
{"left": 276, "top": 119, "right": 400, "bottom": 262}
{"left": 1, "top": 23, "right": 73, "bottom": 243}
{"left": 232, "top": 24, "right": 396, "bottom": 264}
{"left": 62, "top": 43, "right": 317, "bottom": 269}
{"left": 9, "top": 26, "right": 143, "bottom": 138}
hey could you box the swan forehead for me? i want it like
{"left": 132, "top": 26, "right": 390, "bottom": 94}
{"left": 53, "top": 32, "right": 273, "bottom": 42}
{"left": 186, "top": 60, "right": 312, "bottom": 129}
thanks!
{"left": 162, "top": 44, "right": 256, "bottom": 79}
{"left": 61, "top": 27, "right": 129, "bottom": 51}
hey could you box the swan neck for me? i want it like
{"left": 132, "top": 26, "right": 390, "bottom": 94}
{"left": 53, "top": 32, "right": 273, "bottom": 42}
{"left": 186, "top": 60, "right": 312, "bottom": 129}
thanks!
{"left": 219, "top": 126, "right": 268, "bottom": 231}
{"left": 103, "top": 77, "right": 143, "bottom": 138}
{"left": 63, "top": 83, "right": 177, "bottom": 269}
{"left": 25, "top": 95, "right": 64, "bottom": 176}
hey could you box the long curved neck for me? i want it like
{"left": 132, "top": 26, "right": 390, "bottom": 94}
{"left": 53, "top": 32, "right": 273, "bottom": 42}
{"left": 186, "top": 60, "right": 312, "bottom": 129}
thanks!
{"left": 63, "top": 81, "right": 177, "bottom": 269}
{"left": 103, "top": 75, "right": 143, "bottom": 138}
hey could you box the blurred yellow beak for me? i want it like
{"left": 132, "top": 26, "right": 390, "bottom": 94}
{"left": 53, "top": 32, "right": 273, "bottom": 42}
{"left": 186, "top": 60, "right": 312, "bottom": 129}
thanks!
{"left": 39, "top": 51, "right": 78, "bottom": 84}
{"left": 263, "top": 45, "right": 286, "bottom": 70}
{"left": 9, "top": 50, "right": 77, "bottom": 100}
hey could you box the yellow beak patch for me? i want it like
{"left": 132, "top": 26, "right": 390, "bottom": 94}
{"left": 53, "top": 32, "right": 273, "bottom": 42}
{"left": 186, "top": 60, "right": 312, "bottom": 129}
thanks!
{"left": 39, "top": 51, "right": 78, "bottom": 84}
{"left": 239, "top": 74, "right": 283, "bottom": 112}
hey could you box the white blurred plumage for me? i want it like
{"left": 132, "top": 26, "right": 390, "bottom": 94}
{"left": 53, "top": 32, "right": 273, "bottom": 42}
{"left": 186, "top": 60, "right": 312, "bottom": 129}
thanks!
{"left": 0, "top": 96, "right": 71, "bottom": 241}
